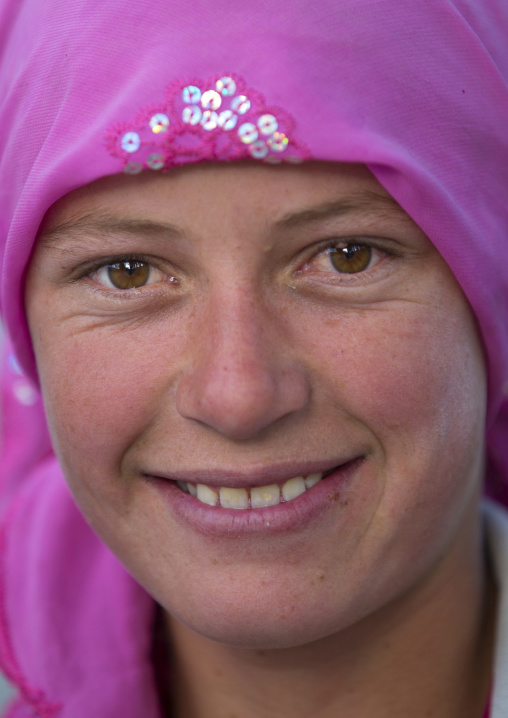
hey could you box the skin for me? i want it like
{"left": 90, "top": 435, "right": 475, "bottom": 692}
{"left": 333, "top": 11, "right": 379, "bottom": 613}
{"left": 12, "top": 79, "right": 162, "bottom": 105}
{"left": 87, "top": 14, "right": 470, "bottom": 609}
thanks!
{"left": 25, "top": 162, "right": 492, "bottom": 718}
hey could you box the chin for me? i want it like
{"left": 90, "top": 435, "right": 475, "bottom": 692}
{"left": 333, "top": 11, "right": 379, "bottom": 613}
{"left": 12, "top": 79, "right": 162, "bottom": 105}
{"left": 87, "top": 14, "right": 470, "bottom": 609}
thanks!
{"left": 181, "top": 615, "right": 334, "bottom": 650}
{"left": 163, "top": 587, "right": 356, "bottom": 651}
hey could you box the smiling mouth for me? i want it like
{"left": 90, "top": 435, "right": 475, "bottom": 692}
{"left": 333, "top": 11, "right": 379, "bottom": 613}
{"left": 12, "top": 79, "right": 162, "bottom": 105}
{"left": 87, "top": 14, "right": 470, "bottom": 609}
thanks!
{"left": 176, "top": 468, "right": 338, "bottom": 510}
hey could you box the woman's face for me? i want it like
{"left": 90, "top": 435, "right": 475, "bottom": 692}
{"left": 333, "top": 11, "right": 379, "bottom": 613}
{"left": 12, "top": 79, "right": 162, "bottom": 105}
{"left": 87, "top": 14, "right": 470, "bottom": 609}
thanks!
{"left": 25, "top": 162, "right": 486, "bottom": 649}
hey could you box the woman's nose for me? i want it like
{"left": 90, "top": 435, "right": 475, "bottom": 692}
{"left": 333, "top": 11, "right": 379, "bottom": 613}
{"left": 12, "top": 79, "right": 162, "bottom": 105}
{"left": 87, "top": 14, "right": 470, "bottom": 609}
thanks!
{"left": 175, "top": 289, "right": 310, "bottom": 441}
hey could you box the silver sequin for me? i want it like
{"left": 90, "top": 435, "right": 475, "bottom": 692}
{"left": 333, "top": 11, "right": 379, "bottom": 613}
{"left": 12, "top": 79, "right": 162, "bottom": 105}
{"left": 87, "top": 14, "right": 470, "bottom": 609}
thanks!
{"left": 182, "top": 105, "right": 202, "bottom": 125}
{"left": 257, "top": 114, "right": 278, "bottom": 135}
{"left": 238, "top": 122, "right": 258, "bottom": 144}
{"left": 217, "top": 110, "right": 238, "bottom": 130}
{"left": 121, "top": 131, "right": 141, "bottom": 153}
{"left": 249, "top": 140, "right": 269, "bottom": 159}
{"left": 182, "top": 85, "right": 202, "bottom": 104}
{"left": 201, "top": 90, "right": 222, "bottom": 110}
{"left": 147, "top": 153, "right": 165, "bottom": 170}
{"left": 231, "top": 95, "right": 251, "bottom": 115}
{"left": 216, "top": 77, "right": 237, "bottom": 96}
{"left": 124, "top": 162, "right": 143, "bottom": 175}
{"left": 201, "top": 110, "right": 219, "bottom": 131}
{"left": 267, "top": 132, "right": 289, "bottom": 152}
{"left": 149, "top": 113, "right": 170, "bottom": 134}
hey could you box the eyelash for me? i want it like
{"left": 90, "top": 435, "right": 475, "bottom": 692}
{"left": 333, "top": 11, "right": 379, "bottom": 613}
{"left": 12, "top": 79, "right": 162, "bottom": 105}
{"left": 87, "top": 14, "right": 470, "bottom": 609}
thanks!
{"left": 298, "top": 239, "right": 393, "bottom": 279}
{"left": 70, "top": 254, "right": 179, "bottom": 301}
{"left": 79, "top": 253, "right": 171, "bottom": 280}
{"left": 77, "top": 239, "right": 395, "bottom": 296}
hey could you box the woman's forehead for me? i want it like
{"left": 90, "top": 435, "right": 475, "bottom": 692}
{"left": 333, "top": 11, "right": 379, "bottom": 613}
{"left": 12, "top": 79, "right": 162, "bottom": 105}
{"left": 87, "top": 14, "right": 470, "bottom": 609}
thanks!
{"left": 38, "top": 162, "right": 414, "bottom": 241}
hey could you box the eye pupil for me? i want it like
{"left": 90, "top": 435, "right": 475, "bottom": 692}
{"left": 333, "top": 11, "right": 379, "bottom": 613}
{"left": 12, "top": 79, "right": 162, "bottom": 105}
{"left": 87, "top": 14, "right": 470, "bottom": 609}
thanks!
{"left": 329, "top": 244, "right": 372, "bottom": 274}
{"left": 124, "top": 262, "right": 138, "bottom": 275}
{"left": 108, "top": 261, "right": 150, "bottom": 289}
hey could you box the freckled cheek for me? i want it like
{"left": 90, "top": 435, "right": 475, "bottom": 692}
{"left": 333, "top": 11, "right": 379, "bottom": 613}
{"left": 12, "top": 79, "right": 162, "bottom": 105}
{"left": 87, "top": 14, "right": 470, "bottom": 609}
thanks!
{"left": 299, "top": 304, "right": 482, "bottom": 446}
{"left": 37, "top": 326, "right": 169, "bottom": 473}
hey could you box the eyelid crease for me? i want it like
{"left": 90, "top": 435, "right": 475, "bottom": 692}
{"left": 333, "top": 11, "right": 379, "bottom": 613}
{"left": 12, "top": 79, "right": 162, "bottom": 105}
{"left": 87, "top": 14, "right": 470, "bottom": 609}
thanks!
{"left": 301, "top": 236, "right": 399, "bottom": 263}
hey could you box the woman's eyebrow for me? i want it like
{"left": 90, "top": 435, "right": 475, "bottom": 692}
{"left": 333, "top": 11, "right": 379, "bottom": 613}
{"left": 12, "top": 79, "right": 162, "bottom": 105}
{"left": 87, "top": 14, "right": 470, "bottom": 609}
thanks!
{"left": 39, "top": 191, "right": 408, "bottom": 247}
{"left": 275, "top": 191, "right": 409, "bottom": 230}
{"left": 38, "top": 212, "right": 183, "bottom": 247}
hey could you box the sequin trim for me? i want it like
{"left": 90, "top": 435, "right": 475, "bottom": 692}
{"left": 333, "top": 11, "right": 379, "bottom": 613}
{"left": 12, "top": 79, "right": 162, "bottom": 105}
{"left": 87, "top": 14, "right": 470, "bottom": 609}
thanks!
{"left": 105, "top": 74, "right": 309, "bottom": 173}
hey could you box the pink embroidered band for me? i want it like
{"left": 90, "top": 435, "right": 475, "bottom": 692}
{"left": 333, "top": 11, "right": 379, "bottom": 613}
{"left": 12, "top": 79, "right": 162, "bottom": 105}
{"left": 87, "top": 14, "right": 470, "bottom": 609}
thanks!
{"left": 105, "top": 74, "right": 310, "bottom": 173}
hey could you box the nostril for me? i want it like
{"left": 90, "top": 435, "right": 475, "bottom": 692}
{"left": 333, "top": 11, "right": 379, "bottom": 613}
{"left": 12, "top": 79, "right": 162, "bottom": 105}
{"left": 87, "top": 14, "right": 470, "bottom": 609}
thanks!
{"left": 175, "top": 356, "right": 311, "bottom": 441}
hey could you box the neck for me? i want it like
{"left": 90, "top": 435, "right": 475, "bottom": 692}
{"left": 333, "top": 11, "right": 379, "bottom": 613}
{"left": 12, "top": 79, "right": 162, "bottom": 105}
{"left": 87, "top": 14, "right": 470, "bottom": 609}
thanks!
{"left": 162, "top": 510, "right": 495, "bottom": 718}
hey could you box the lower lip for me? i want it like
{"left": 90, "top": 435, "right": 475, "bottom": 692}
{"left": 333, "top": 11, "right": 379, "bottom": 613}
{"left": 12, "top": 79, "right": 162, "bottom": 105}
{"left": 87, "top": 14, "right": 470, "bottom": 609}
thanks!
{"left": 146, "top": 459, "right": 363, "bottom": 537}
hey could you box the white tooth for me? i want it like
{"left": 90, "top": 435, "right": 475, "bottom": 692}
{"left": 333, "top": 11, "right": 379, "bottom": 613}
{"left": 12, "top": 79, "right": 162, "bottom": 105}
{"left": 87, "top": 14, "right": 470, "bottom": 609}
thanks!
{"left": 177, "top": 480, "right": 188, "bottom": 493}
{"left": 196, "top": 484, "right": 219, "bottom": 506}
{"left": 187, "top": 482, "right": 197, "bottom": 497}
{"left": 304, "top": 472, "right": 322, "bottom": 489}
{"left": 251, "top": 484, "right": 281, "bottom": 508}
{"left": 282, "top": 476, "right": 306, "bottom": 502}
{"left": 219, "top": 487, "right": 249, "bottom": 510}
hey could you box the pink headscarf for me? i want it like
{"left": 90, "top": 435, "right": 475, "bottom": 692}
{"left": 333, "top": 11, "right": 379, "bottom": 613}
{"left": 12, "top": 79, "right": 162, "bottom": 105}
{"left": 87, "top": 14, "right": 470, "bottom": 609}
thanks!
{"left": 0, "top": 0, "right": 507, "bottom": 715}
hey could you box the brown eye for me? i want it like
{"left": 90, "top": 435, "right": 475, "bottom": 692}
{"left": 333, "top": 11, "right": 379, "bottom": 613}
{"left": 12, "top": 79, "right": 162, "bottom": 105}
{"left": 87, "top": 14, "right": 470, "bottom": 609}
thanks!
{"left": 329, "top": 244, "right": 372, "bottom": 274}
{"left": 90, "top": 258, "right": 176, "bottom": 292}
{"left": 106, "top": 261, "right": 150, "bottom": 289}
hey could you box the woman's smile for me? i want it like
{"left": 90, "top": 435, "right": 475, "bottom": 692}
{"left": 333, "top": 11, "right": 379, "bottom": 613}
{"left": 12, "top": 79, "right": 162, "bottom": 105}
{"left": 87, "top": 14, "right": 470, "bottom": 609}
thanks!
{"left": 144, "top": 459, "right": 363, "bottom": 536}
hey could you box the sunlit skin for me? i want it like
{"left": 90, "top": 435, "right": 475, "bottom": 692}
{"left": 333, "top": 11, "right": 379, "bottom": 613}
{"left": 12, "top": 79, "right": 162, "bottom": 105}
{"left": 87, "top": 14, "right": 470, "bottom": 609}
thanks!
{"left": 25, "top": 163, "right": 493, "bottom": 718}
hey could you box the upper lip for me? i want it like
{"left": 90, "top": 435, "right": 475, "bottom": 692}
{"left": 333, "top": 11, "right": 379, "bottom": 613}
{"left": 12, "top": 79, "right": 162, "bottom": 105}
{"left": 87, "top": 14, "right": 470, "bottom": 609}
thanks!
{"left": 144, "top": 456, "right": 361, "bottom": 488}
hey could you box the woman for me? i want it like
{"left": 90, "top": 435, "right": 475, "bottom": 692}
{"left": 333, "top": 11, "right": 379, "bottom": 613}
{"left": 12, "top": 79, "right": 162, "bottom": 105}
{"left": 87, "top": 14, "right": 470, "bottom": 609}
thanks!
{"left": 0, "top": 0, "right": 507, "bottom": 716}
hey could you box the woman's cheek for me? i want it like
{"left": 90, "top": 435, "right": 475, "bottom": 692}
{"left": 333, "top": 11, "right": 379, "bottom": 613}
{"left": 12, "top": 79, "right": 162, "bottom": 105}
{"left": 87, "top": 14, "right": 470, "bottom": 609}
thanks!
{"left": 37, "top": 319, "right": 168, "bottom": 484}
{"left": 301, "top": 292, "right": 485, "bottom": 469}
